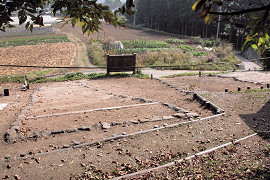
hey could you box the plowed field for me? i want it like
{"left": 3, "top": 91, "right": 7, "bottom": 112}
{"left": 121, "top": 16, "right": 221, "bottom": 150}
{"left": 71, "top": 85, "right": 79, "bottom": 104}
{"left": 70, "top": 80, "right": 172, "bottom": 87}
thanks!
{"left": 0, "top": 42, "right": 75, "bottom": 75}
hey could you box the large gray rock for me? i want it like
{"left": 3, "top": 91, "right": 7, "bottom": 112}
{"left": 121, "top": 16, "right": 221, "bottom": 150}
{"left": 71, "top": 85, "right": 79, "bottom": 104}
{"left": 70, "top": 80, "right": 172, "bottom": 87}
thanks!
{"left": 101, "top": 122, "right": 111, "bottom": 129}
{"left": 173, "top": 113, "right": 186, "bottom": 118}
{"left": 186, "top": 112, "right": 200, "bottom": 118}
{"left": 241, "top": 46, "right": 260, "bottom": 60}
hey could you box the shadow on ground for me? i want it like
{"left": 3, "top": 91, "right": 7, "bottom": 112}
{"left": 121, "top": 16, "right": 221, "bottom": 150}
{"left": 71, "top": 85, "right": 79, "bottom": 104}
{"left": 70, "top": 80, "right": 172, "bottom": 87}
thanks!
{"left": 240, "top": 99, "right": 270, "bottom": 141}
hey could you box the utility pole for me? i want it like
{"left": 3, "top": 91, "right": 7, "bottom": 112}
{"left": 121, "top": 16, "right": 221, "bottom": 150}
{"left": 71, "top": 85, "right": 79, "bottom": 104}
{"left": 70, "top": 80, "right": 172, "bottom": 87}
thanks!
{"left": 216, "top": 6, "right": 222, "bottom": 41}
{"left": 133, "top": 1, "right": 136, "bottom": 28}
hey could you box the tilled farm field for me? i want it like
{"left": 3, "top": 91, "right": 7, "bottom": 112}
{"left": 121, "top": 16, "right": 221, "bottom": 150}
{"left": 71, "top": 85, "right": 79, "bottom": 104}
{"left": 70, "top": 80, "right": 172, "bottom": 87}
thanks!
{"left": 0, "top": 42, "right": 75, "bottom": 75}
{"left": 0, "top": 75, "right": 269, "bottom": 179}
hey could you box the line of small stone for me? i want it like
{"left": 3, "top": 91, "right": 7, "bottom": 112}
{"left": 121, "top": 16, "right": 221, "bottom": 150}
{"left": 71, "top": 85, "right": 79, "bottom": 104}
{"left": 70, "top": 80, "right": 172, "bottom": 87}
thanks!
{"left": 154, "top": 78, "right": 225, "bottom": 114}
{"left": 4, "top": 82, "right": 194, "bottom": 143}
{"left": 8, "top": 113, "right": 225, "bottom": 159}
{"left": 112, "top": 133, "right": 257, "bottom": 180}
{"left": 4, "top": 86, "right": 46, "bottom": 143}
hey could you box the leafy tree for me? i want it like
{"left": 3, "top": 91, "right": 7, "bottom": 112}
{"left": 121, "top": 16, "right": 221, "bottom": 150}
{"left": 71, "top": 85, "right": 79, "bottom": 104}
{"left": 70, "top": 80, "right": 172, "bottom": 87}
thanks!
{"left": 192, "top": 0, "right": 270, "bottom": 55}
{"left": 0, "top": 0, "right": 135, "bottom": 34}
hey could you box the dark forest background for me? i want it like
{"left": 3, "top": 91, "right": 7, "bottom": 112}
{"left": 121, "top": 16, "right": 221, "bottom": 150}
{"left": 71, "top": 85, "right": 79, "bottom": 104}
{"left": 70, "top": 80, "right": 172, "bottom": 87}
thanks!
{"left": 125, "top": 0, "right": 249, "bottom": 50}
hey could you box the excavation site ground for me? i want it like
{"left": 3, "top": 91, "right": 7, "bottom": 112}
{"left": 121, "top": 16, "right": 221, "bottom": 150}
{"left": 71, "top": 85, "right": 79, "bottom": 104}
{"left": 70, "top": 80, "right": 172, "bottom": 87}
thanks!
{"left": 0, "top": 74, "right": 269, "bottom": 179}
{"left": 0, "top": 22, "right": 269, "bottom": 179}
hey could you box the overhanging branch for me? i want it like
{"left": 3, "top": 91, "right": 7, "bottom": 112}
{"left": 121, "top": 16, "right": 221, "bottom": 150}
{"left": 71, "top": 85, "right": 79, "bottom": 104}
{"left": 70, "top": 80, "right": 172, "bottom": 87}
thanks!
{"left": 209, "top": 4, "right": 270, "bottom": 16}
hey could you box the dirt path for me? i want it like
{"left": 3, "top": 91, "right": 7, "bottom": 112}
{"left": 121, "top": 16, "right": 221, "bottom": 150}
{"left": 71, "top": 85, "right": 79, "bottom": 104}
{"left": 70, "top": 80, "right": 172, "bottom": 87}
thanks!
{"left": 54, "top": 28, "right": 93, "bottom": 68}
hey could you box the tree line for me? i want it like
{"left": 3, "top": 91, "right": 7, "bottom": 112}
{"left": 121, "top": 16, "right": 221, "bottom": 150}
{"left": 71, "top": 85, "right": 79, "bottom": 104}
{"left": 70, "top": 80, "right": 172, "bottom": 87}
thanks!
{"left": 126, "top": 0, "right": 268, "bottom": 50}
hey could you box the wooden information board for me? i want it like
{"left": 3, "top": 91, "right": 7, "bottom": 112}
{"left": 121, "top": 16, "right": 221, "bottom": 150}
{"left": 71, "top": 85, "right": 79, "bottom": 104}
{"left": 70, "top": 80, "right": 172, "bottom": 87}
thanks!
{"left": 107, "top": 53, "right": 136, "bottom": 74}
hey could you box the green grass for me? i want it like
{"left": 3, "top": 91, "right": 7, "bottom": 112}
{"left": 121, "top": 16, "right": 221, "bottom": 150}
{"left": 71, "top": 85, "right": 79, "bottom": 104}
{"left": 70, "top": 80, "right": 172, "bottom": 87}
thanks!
{"left": 0, "top": 35, "right": 70, "bottom": 48}
{"left": 32, "top": 72, "right": 149, "bottom": 83}
{"left": 0, "top": 72, "right": 149, "bottom": 83}
{"left": 161, "top": 71, "right": 226, "bottom": 78}
{"left": 233, "top": 88, "right": 270, "bottom": 94}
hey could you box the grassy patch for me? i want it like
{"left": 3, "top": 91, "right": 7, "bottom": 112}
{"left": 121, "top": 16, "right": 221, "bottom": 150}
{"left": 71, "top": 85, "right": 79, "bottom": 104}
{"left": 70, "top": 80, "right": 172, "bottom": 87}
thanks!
{"left": 233, "top": 88, "right": 270, "bottom": 94}
{"left": 0, "top": 72, "right": 149, "bottom": 83}
{"left": 32, "top": 72, "right": 149, "bottom": 83}
{"left": 0, "top": 35, "right": 70, "bottom": 48}
{"left": 161, "top": 72, "right": 225, "bottom": 78}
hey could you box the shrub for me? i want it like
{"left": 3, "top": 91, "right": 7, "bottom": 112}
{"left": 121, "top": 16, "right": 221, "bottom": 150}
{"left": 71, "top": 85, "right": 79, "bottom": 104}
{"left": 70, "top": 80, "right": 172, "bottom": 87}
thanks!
{"left": 203, "top": 40, "right": 215, "bottom": 47}
{"left": 88, "top": 43, "right": 106, "bottom": 66}
{"left": 140, "top": 50, "right": 186, "bottom": 68}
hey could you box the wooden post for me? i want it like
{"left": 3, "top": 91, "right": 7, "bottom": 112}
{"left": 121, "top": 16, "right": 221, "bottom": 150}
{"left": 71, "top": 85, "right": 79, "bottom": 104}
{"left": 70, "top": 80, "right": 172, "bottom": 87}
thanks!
{"left": 106, "top": 54, "right": 110, "bottom": 75}
{"left": 4, "top": 89, "right": 9, "bottom": 96}
{"left": 25, "top": 75, "right": 29, "bottom": 90}
{"left": 133, "top": 53, "right": 136, "bottom": 74}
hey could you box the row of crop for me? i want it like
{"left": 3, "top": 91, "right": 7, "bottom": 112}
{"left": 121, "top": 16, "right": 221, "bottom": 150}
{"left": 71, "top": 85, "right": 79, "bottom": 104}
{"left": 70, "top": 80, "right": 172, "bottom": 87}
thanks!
{"left": 166, "top": 39, "right": 185, "bottom": 44}
{"left": 121, "top": 40, "right": 170, "bottom": 49}
{"left": 112, "top": 48, "right": 175, "bottom": 54}
{"left": 0, "top": 35, "right": 70, "bottom": 48}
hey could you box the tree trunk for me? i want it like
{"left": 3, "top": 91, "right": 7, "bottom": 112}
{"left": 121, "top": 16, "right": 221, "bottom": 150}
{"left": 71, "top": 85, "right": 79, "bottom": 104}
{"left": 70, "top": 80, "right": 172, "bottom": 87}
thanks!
{"left": 182, "top": 22, "right": 184, "bottom": 35}
{"left": 185, "top": 23, "right": 187, "bottom": 36}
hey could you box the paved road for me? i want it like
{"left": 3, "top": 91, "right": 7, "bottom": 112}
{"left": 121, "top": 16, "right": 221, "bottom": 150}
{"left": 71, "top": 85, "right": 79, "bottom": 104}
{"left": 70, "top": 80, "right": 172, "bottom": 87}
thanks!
{"left": 235, "top": 51, "right": 261, "bottom": 70}
{"left": 141, "top": 69, "right": 218, "bottom": 78}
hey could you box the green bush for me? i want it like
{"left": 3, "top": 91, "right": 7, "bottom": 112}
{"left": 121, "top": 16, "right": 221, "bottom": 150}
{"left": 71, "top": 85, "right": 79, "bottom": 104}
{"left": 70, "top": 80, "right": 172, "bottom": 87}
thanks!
{"left": 203, "top": 40, "right": 215, "bottom": 47}
{"left": 140, "top": 50, "right": 186, "bottom": 68}
{"left": 88, "top": 43, "right": 106, "bottom": 67}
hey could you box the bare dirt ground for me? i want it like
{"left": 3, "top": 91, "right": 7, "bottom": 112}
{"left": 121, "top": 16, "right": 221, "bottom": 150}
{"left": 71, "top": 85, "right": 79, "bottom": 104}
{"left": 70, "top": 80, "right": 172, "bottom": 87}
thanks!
{"left": 0, "top": 24, "right": 269, "bottom": 179}
{"left": 0, "top": 75, "right": 269, "bottom": 179}
{"left": 54, "top": 23, "right": 183, "bottom": 43}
